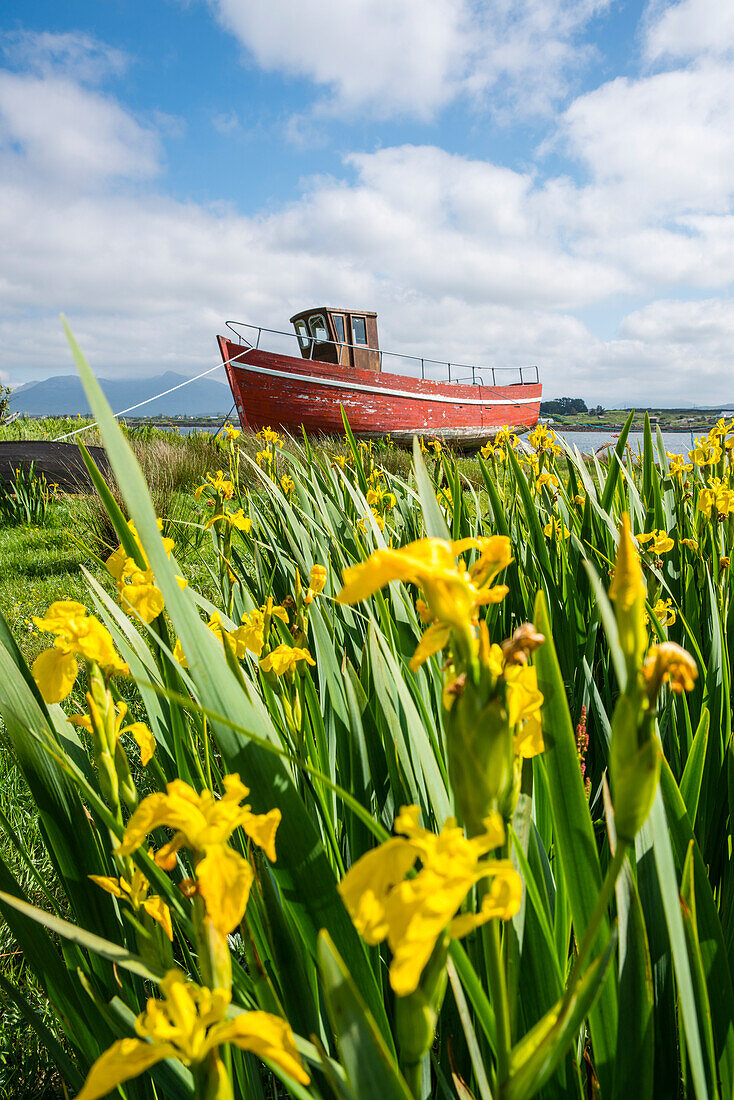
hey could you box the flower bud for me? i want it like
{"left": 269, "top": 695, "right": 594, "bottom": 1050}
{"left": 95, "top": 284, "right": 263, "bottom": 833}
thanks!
{"left": 446, "top": 684, "right": 513, "bottom": 835}
{"left": 609, "top": 514, "right": 647, "bottom": 682}
{"left": 609, "top": 694, "right": 661, "bottom": 843}
{"left": 394, "top": 934, "right": 449, "bottom": 1069}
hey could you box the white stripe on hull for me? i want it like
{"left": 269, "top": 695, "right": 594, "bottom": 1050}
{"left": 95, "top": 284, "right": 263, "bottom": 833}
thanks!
{"left": 232, "top": 359, "right": 539, "bottom": 407}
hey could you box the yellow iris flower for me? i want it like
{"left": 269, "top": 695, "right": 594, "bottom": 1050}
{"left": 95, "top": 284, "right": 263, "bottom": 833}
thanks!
{"left": 217, "top": 421, "right": 241, "bottom": 441}
{"left": 115, "top": 775, "right": 280, "bottom": 937}
{"left": 174, "top": 611, "right": 251, "bottom": 667}
{"left": 194, "top": 470, "right": 235, "bottom": 501}
{"left": 637, "top": 529, "right": 674, "bottom": 555}
{"left": 89, "top": 856, "right": 172, "bottom": 940}
{"left": 308, "top": 563, "right": 327, "bottom": 595}
{"left": 697, "top": 477, "right": 734, "bottom": 517}
{"left": 257, "top": 426, "right": 284, "bottom": 448}
{"left": 542, "top": 519, "right": 570, "bottom": 540}
{"left": 528, "top": 425, "right": 561, "bottom": 455}
{"left": 32, "top": 601, "right": 128, "bottom": 704}
{"left": 233, "top": 609, "right": 266, "bottom": 657}
{"left": 651, "top": 597, "right": 676, "bottom": 628}
{"left": 204, "top": 507, "right": 252, "bottom": 532}
{"left": 259, "top": 644, "right": 316, "bottom": 676}
{"left": 666, "top": 452, "right": 693, "bottom": 479}
{"left": 359, "top": 508, "right": 386, "bottom": 532}
{"left": 689, "top": 438, "right": 723, "bottom": 467}
{"left": 77, "top": 969, "right": 309, "bottom": 1100}
{"left": 106, "top": 519, "right": 186, "bottom": 624}
{"left": 366, "top": 484, "right": 397, "bottom": 511}
{"left": 337, "top": 536, "right": 511, "bottom": 670}
{"left": 339, "top": 807, "right": 521, "bottom": 997}
{"left": 304, "top": 563, "right": 327, "bottom": 604}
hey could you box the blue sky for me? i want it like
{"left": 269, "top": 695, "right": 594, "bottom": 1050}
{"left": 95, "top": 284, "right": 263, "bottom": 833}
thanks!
{"left": 1, "top": 0, "right": 733, "bottom": 404}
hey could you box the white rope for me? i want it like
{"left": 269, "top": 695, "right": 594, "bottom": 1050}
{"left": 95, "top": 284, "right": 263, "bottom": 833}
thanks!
{"left": 53, "top": 346, "right": 252, "bottom": 442}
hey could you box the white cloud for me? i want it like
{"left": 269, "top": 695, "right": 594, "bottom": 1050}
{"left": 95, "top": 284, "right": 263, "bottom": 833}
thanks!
{"left": 620, "top": 295, "right": 734, "bottom": 346}
{"left": 210, "top": 0, "right": 611, "bottom": 120}
{"left": 212, "top": 110, "right": 240, "bottom": 135}
{"left": 558, "top": 63, "right": 734, "bottom": 215}
{"left": 0, "top": 71, "right": 161, "bottom": 187}
{"left": 2, "top": 29, "right": 129, "bottom": 83}
{"left": 645, "top": 0, "right": 734, "bottom": 62}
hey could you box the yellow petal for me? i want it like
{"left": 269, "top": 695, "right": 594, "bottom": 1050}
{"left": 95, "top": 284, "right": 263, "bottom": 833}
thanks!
{"left": 242, "top": 807, "right": 281, "bottom": 862}
{"left": 196, "top": 845, "right": 254, "bottom": 936}
{"left": 32, "top": 648, "right": 78, "bottom": 704}
{"left": 385, "top": 875, "right": 466, "bottom": 996}
{"left": 409, "top": 622, "right": 451, "bottom": 671}
{"left": 127, "top": 722, "right": 156, "bottom": 766}
{"left": 309, "top": 564, "right": 327, "bottom": 594}
{"left": 504, "top": 666, "right": 544, "bottom": 727}
{"left": 338, "top": 838, "right": 419, "bottom": 944}
{"left": 68, "top": 713, "right": 93, "bottom": 732}
{"left": 77, "top": 1037, "right": 174, "bottom": 1100}
{"left": 120, "top": 582, "right": 165, "bottom": 624}
{"left": 88, "top": 875, "right": 126, "bottom": 900}
{"left": 260, "top": 644, "right": 315, "bottom": 675}
{"left": 115, "top": 786, "right": 200, "bottom": 857}
{"left": 513, "top": 714, "right": 545, "bottom": 758}
{"left": 33, "top": 600, "right": 89, "bottom": 634}
{"left": 142, "top": 895, "right": 174, "bottom": 940}
{"left": 105, "top": 545, "right": 128, "bottom": 581}
{"left": 448, "top": 866, "right": 521, "bottom": 937}
{"left": 475, "top": 583, "right": 510, "bottom": 606}
{"left": 227, "top": 509, "right": 253, "bottom": 532}
{"left": 337, "top": 541, "right": 453, "bottom": 604}
{"left": 211, "top": 1011, "right": 310, "bottom": 1085}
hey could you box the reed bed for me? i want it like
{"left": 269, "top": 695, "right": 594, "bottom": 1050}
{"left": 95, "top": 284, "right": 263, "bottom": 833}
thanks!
{"left": 0, "top": 328, "right": 732, "bottom": 1100}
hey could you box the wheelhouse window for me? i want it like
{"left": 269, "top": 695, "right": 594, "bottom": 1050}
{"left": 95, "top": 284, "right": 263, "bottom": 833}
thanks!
{"left": 309, "top": 314, "right": 329, "bottom": 343}
{"left": 332, "top": 314, "right": 346, "bottom": 343}
{"left": 351, "top": 316, "right": 368, "bottom": 345}
{"left": 294, "top": 319, "right": 310, "bottom": 351}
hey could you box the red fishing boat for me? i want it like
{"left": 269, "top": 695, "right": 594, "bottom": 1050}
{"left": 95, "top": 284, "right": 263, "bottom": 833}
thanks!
{"left": 217, "top": 307, "right": 541, "bottom": 447}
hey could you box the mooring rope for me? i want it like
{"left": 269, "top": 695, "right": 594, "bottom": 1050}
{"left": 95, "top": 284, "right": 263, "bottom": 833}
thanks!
{"left": 53, "top": 346, "right": 252, "bottom": 442}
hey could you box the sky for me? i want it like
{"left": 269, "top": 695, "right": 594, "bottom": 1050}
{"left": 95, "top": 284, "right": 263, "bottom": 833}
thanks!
{"left": 1, "top": 0, "right": 733, "bottom": 405}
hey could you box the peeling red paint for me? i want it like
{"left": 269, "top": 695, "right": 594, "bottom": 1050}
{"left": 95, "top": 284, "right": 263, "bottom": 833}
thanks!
{"left": 218, "top": 337, "right": 541, "bottom": 447}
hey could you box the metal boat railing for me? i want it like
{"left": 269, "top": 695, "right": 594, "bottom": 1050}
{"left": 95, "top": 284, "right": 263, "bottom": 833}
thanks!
{"left": 224, "top": 321, "right": 538, "bottom": 388}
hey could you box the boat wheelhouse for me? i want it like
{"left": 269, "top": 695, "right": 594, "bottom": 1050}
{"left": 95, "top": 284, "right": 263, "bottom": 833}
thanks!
{"left": 217, "top": 307, "right": 541, "bottom": 448}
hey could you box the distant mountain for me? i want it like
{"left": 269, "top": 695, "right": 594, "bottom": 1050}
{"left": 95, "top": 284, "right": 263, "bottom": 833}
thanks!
{"left": 9, "top": 372, "right": 233, "bottom": 417}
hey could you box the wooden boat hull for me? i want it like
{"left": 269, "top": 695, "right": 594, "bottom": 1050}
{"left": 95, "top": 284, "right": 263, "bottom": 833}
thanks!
{"left": 218, "top": 337, "right": 541, "bottom": 446}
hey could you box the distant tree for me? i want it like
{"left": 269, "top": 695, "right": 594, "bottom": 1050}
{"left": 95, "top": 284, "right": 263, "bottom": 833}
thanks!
{"left": 591, "top": 404, "right": 605, "bottom": 417}
{"left": 540, "top": 397, "right": 588, "bottom": 416}
{"left": 0, "top": 384, "right": 10, "bottom": 423}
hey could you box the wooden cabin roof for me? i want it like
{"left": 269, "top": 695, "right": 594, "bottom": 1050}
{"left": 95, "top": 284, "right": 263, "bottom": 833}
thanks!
{"left": 289, "top": 307, "right": 378, "bottom": 322}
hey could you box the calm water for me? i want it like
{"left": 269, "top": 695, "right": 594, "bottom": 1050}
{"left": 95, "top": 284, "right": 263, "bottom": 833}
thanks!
{"left": 558, "top": 430, "right": 697, "bottom": 456}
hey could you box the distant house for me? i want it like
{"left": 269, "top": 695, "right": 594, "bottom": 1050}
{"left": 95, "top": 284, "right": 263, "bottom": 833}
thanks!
{"left": 538, "top": 416, "right": 555, "bottom": 424}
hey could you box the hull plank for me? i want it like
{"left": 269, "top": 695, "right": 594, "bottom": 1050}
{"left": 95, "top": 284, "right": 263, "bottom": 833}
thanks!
{"left": 218, "top": 337, "right": 541, "bottom": 446}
